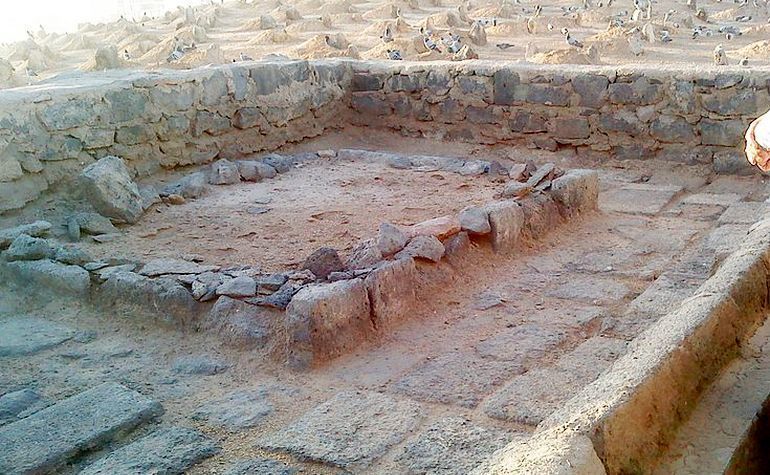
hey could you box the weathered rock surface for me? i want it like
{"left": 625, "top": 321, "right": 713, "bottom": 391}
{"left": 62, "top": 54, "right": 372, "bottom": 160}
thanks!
{"left": 395, "top": 235, "right": 445, "bottom": 262}
{"left": 216, "top": 275, "right": 257, "bottom": 297}
{"left": 377, "top": 222, "right": 408, "bottom": 256}
{"left": 3, "top": 234, "right": 55, "bottom": 261}
{"left": 172, "top": 354, "right": 230, "bottom": 375}
{"left": 67, "top": 212, "right": 118, "bottom": 236}
{"left": 192, "top": 385, "right": 296, "bottom": 430}
{"left": 79, "top": 426, "right": 219, "bottom": 475}
{"left": 161, "top": 172, "right": 208, "bottom": 199}
{"left": 302, "top": 247, "right": 345, "bottom": 279}
{"left": 0, "top": 316, "right": 76, "bottom": 357}
{"left": 346, "top": 239, "right": 383, "bottom": 270}
{"left": 365, "top": 257, "right": 418, "bottom": 328}
{"left": 259, "top": 391, "right": 421, "bottom": 469}
{"left": 0, "top": 388, "right": 42, "bottom": 425}
{"left": 485, "top": 200, "right": 524, "bottom": 252}
{"left": 139, "top": 258, "right": 220, "bottom": 276}
{"left": 224, "top": 458, "right": 297, "bottom": 475}
{"left": 406, "top": 215, "right": 461, "bottom": 239}
{"left": 203, "top": 296, "right": 272, "bottom": 348}
{"left": 237, "top": 160, "right": 278, "bottom": 181}
{"left": 4, "top": 259, "right": 91, "bottom": 295}
{"left": 459, "top": 206, "right": 491, "bottom": 234}
{"left": 80, "top": 156, "right": 144, "bottom": 224}
{"left": 0, "top": 382, "right": 163, "bottom": 475}
{"left": 208, "top": 159, "right": 241, "bottom": 185}
{"left": 0, "top": 221, "right": 51, "bottom": 249}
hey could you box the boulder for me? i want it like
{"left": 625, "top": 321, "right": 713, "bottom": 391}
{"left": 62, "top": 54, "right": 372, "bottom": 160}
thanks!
{"left": 458, "top": 207, "right": 491, "bottom": 234}
{"left": 209, "top": 159, "right": 241, "bottom": 185}
{"left": 3, "top": 259, "right": 90, "bottom": 296}
{"left": 237, "top": 161, "right": 277, "bottom": 181}
{"left": 216, "top": 275, "right": 257, "bottom": 298}
{"left": 302, "top": 247, "right": 345, "bottom": 280}
{"left": 395, "top": 235, "right": 445, "bottom": 262}
{"left": 80, "top": 156, "right": 144, "bottom": 224}
{"left": 3, "top": 234, "right": 55, "bottom": 261}
{"left": 377, "top": 223, "right": 408, "bottom": 256}
{"left": 161, "top": 172, "right": 207, "bottom": 199}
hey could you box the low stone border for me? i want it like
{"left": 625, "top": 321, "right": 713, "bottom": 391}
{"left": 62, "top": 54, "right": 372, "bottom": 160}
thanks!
{"left": 0, "top": 150, "right": 599, "bottom": 370}
{"left": 473, "top": 218, "right": 770, "bottom": 474}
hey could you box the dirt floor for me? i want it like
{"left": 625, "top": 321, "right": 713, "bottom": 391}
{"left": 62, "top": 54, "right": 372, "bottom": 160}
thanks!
{"left": 3, "top": 0, "right": 770, "bottom": 89}
{"left": 2, "top": 131, "right": 770, "bottom": 473}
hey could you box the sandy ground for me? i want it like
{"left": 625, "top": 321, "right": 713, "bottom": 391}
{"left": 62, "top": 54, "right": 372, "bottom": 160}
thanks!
{"left": 3, "top": 0, "right": 770, "bottom": 88}
{"left": 81, "top": 158, "right": 502, "bottom": 272}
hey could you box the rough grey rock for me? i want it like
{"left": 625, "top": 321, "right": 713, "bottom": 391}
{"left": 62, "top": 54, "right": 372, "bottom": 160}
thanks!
{"left": 0, "top": 316, "right": 76, "bottom": 357}
{"left": 395, "top": 235, "right": 445, "bottom": 262}
{"left": 257, "top": 283, "right": 299, "bottom": 310}
{"left": 365, "top": 257, "right": 417, "bottom": 328}
{"left": 54, "top": 245, "right": 92, "bottom": 266}
{"left": 551, "top": 169, "right": 600, "bottom": 214}
{"left": 161, "top": 172, "right": 208, "bottom": 199}
{"left": 459, "top": 207, "right": 491, "bottom": 234}
{"left": 0, "top": 382, "right": 163, "bottom": 475}
{"left": 172, "top": 355, "right": 230, "bottom": 375}
{"left": 99, "top": 271, "right": 198, "bottom": 325}
{"left": 79, "top": 426, "right": 218, "bottom": 475}
{"left": 0, "top": 388, "right": 42, "bottom": 425}
{"left": 80, "top": 156, "right": 144, "bottom": 224}
{"left": 3, "top": 234, "right": 56, "bottom": 261}
{"left": 4, "top": 259, "right": 91, "bottom": 296}
{"left": 209, "top": 159, "right": 241, "bottom": 185}
{"left": 346, "top": 239, "right": 383, "bottom": 270}
{"left": 377, "top": 222, "right": 408, "bottom": 256}
{"left": 444, "top": 231, "right": 471, "bottom": 260}
{"left": 67, "top": 212, "right": 118, "bottom": 236}
{"left": 502, "top": 181, "right": 533, "bottom": 199}
{"left": 302, "top": 247, "right": 345, "bottom": 280}
{"left": 216, "top": 275, "right": 257, "bottom": 298}
{"left": 237, "top": 160, "right": 278, "bottom": 181}
{"left": 475, "top": 322, "right": 572, "bottom": 364}
{"left": 261, "top": 154, "right": 293, "bottom": 173}
{"left": 397, "top": 417, "right": 515, "bottom": 475}
{"left": 484, "top": 200, "right": 524, "bottom": 252}
{"left": 139, "top": 258, "right": 220, "bottom": 277}
{"left": 257, "top": 273, "right": 288, "bottom": 292}
{"left": 259, "top": 391, "right": 421, "bottom": 469}
{"left": 0, "top": 221, "right": 52, "bottom": 249}
{"left": 191, "top": 386, "right": 294, "bottom": 430}
{"left": 203, "top": 296, "right": 272, "bottom": 348}
{"left": 224, "top": 458, "right": 297, "bottom": 475}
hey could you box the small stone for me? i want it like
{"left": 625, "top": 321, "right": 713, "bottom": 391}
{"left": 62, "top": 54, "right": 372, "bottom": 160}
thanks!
{"left": 302, "top": 247, "right": 345, "bottom": 280}
{"left": 172, "top": 355, "right": 229, "bottom": 375}
{"left": 526, "top": 163, "right": 556, "bottom": 187}
{"left": 257, "top": 283, "right": 298, "bottom": 309}
{"left": 261, "top": 154, "right": 292, "bottom": 173}
{"left": 257, "top": 273, "right": 289, "bottom": 292}
{"left": 208, "top": 159, "right": 241, "bottom": 185}
{"left": 237, "top": 161, "right": 277, "bottom": 181}
{"left": 216, "top": 275, "right": 257, "bottom": 298}
{"left": 458, "top": 207, "right": 491, "bottom": 234}
{"left": 508, "top": 163, "right": 528, "bottom": 181}
{"left": 66, "top": 219, "right": 81, "bottom": 242}
{"left": 502, "top": 181, "right": 533, "bottom": 199}
{"left": 161, "top": 172, "right": 207, "bottom": 199}
{"left": 0, "top": 221, "right": 52, "bottom": 249}
{"left": 285, "top": 269, "right": 316, "bottom": 283}
{"left": 91, "top": 233, "right": 121, "bottom": 243}
{"left": 68, "top": 212, "right": 118, "bottom": 236}
{"left": 346, "top": 239, "right": 383, "bottom": 270}
{"left": 406, "top": 215, "right": 461, "bottom": 240}
{"left": 395, "top": 235, "right": 445, "bottom": 262}
{"left": 377, "top": 222, "right": 408, "bottom": 256}
{"left": 165, "top": 194, "right": 186, "bottom": 205}
{"left": 192, "top": 388, "right": 280, "bottom": 430}
{"left": 328, "top": 271, "right": 354, "bottom": 282}
{"left": 54, "top": 245, "right": 92, "bottom": 266}
{"left": 317, "top": 149, "right": 336, "bottom": 158}
{"left": 139, "top": 186, "right": 161, "bottom": 210}
{"left": 3, "top": 234, "right": 56, "bottom": 261}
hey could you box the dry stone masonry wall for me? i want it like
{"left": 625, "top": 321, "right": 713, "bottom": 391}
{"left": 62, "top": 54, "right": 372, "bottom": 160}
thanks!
{"left": 0, "top": 59, "right": 352, "bottom": 214}
{"left": 347, "top": 62, "right": 770, "bottom": 175}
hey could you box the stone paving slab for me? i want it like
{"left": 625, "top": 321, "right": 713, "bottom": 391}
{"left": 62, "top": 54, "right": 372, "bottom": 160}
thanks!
{"left": 475, "top": 322, "right": 573, "bottom": 365}
{"left": 545, "top": 274, "right": 633, "bottom": 305}
{"left": 192, "top": 385, "right": 298, "bottom": 431}
{"left": 0, "top": 382, "right": 163, "bottom": 474}
{"left": 600, "top": 184, "right": 683, "bottom": 215}
{"left": 703, "top": 224, "right": 750, "bottom": 256}
{"left": 395, "top": 417, "right": 518, "bottom": 475}
{"left": 626, "top": 272, "right": 705, "bottom": 318}
{"left": 79, "top": 426, "right": 219, "bottom": 475}
{"left": 718, "top": 202, "right": 770, "bottom": 224}
{"left": 681, "top": 193, "right": 744, "bottom": 207}
{"left": 391, "top": 351, "right": 522, "bottom": 408}
{"left": 224, "top": 458, "right": 298, "bottom": 475}
{"left": 0, "top": 388, "right": 42, "bottom": 425}
{"left": 259, "top": 390, "right": 421, "bottom": 469}
{"left": 0, "top": 316, "right": 76, "bottom": 357}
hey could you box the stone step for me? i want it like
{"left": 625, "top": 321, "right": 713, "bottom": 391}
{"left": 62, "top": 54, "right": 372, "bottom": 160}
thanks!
{"left": 79, "top": 426, "right": 219, "bottom": 475}
{"left": 0, "top": 382, "right": 163, "bottom": 474}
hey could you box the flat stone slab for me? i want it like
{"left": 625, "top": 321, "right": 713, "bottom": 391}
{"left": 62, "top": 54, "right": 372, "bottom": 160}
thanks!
{"left": 391, "top": 351, "right": 522, "bottom": 408}
{"left": 192, "top": 385, "right": 298, "bottom": 431}
{"left": 703, "top": 224, "right": 750, "bottom": 256}
{"left": 545, "top": 274, "right": 633, "bottom": 305}
{"left": 79, "top": 426, "right": 219, "bottom": 475}
{"left": 259, "top": 390, "right": 421, "bottom": 469}
{"left": 600, "top": 184, "right": 682, "bottom": 215}
{"left": 681, "top": 193, "right": 744, "bottom": 207}
{"left": 396, "top": 417, "right": 517, "bottom": 475}
{"left": 475, "top": 322, "right": 574, "bottom": 364}
{"left": 0, "top": 388, "right": 42, "bottom": 425}
{"left": 719, "top": 202, "right": 770, "bottom": 225}
{"left": 0, "top": 316, "right": 76, "bottom": 357}
{"left": 139, "top": 258, "right": 220, "bottom": 277}
{"left": 224, "top": 458, "right": 297, "bottom": 475}
{"left": 0, "top": 382, "right": 163, "bottom": 474}
{"left": 627, "top": 272, "right": 704, "bottom": 318}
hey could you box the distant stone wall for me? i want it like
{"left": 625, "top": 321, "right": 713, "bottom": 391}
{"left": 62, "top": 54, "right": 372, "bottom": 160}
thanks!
{"left": 0, "top": 59, "right": 352, "bottom": 214}
{"left": 347, "top": 62, "right": 770, "bottom": 175}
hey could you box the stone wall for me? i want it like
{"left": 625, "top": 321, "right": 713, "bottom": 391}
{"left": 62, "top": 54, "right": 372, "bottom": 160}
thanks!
{"left": 0, "top": 59, "right": 352, "bottom": 214}
{"left": 347, "top": 61, "right": 770, "bottom": 174}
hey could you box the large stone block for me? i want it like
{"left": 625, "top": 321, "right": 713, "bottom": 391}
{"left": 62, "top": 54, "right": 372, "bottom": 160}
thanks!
{"left": 0, "top": 382, "right": 163, "bottom": 475}
{"left": 105, "top": 88, "right": 150, "bottom": 123}
{"left": 649, "top": 116, "right": 696, "bottom": 143}
{"left": 351, "top": 93, "right": 392, "bottom": 116}
{"left": 551, "top": 169, "right": 600, "bottom": 213}
{"left": 0, "top": 316, "right": 76, "bottom": 357}
{"left": 79, "top": 427, "right": 219, "bottom": 475}
{"left": 549, "top": 117, "right": 590, "bottom": 140}
{"left": 572, "top": 74, "right": 609, "bottom": 108}
{"left": 597, "top": 112, "right": 644, "bottom": 136}
{"left": 79, "top": 155, "right": 143, "bottom": 224}
{"left": 4, "top": 259, "right": 90, "bottom": 296}
{"left": 284, "top": 279, "right": 372, "bottom": 368}
{"left": 484, "top": 200, "right": 524, "bottom": 252}
{"left": 203, "top": 296, "right": 273, "bottom": 349}
{"left": 0, "top": 220, "right": 51, "bottom": 249}
{"left": 509, "top": 110, "right": 548, "bottom": 133}
{"left": 700, "top": 118, "right": 745, "bottom": 146}
{"left": 526, "top": 84, "right": 571, "bottom": 106}
{"left": 608, "top": 78, "right": 660, "bottom": 105}
{"left": 364, "top": 257, "right": 418, "bottom": 329}
{"left": 38, "top": 97, "right": 105, "bottom": 130}
{"left": 115, "top": 124, "right": 156, "bottom": 145}
{"left": 703, "top": 89, "right": 758, "bottom": 116}
{"left": 493, "top": 69, "right": 520, "bottom": 105}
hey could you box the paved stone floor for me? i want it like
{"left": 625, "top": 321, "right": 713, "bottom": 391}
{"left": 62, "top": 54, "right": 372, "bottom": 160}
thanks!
{"left": 2, "top": 136, "right": 770, "bottom": 473}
